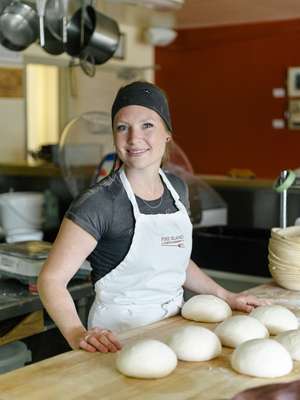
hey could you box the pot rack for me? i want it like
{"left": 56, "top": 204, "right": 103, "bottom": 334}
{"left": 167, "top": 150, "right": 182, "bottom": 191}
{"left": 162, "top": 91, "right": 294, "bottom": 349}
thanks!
{"left": 0, "top": 0, "right": 120, "bottom": 76}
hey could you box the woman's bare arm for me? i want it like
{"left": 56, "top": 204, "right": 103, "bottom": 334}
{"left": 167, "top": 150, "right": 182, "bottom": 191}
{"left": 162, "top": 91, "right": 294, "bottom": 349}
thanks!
{"left": 37, "top": 218, "right": 121, "bottom": 352}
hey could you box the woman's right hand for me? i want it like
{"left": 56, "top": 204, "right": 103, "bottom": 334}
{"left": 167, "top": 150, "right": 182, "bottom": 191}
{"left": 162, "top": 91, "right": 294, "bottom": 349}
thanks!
{"left": 78, "top": 327, "right": 122, "bottom": 353}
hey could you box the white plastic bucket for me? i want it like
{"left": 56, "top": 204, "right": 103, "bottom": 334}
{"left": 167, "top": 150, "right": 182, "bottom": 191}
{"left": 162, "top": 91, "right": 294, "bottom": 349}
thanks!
{"left": 0, "top": 341, "right": 32, "bottom": 374}
{"left": 0, "top": 192, "right": 44, "bottom": 243}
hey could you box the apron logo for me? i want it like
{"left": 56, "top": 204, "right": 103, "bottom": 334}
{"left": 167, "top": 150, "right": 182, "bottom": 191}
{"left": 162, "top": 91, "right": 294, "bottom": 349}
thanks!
{"left": 161, "top": 235, "right": 185, "bottom": 248}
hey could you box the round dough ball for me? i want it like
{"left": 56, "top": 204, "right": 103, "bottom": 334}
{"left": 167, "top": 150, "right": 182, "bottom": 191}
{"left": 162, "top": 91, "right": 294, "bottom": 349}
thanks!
{"left": 276, "top": 329, "right": 300, "bottom": 360}
{"left": 166, "top": 325, "right": 222, "bottom": 361}
{"left": 250, "top": 305, "right": 298, "bottom": 335}
{"left": 181, "top": 294, "right": 232, "bottom": 322}
{"left": 116, "top": 339, "right": 177, "bottom": 379}
{"left": 231, "top": 338, "right": 293, "bottom": 378}
{"left": 215, "top": 315, "right": 269, "bottom": 348}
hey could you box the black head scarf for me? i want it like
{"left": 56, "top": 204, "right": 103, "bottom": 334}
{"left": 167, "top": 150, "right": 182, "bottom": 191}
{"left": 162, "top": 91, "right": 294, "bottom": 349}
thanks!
{"left": 111, "top": 81, "right": 172, "bottom": 132}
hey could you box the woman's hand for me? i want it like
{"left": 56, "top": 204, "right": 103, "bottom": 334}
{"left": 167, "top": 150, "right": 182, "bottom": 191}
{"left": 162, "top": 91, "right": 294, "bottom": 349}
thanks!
{"left": 78, "top": 327, "right": 122, "bottom": 353}
{"left": 224, "top": 292, "right": 272, "bottom": 313}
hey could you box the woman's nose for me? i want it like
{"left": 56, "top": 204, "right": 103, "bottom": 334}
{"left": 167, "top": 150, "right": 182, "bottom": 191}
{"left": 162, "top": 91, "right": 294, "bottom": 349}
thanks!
{"left": 127, "top": 127, "right": 141, "bottom": 143}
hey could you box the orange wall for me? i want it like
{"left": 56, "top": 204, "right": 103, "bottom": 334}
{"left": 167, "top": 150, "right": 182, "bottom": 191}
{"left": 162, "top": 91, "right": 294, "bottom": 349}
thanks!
{"left": 155, "top": 19, "right": 300, "bottom": 178}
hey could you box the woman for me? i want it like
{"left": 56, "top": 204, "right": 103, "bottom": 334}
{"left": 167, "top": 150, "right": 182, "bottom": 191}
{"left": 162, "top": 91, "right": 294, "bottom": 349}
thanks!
{"left": 38, "top": 81, "right": 266, "bottom": 354}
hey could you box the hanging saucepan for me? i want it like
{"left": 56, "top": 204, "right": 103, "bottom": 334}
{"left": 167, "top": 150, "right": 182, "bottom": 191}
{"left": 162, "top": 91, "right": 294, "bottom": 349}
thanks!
{"left": 45, "top": 0, "right": 96, "bottom": 41}
{"left": 44, "top": 0, "right": 63, "bottom": 41}
{"left": 0, "top": 30, "right": 25, "bottom": 51}
{"left": 43, "top": 0, "right": 90, "bottom": 56}
{"left": 42, "top": 25, "right": 64, "bottom": 55}
{"left": 64, "top": 5, "right": 94, "bottom": 57}
{"left": 41, "top": 0, "right": 64, "bottom": 54}
{"left": 80, "top": 6, "right": 120, "bottom": 65}
{"left": 0, "top": 1, "right": 39, "bottom": 50}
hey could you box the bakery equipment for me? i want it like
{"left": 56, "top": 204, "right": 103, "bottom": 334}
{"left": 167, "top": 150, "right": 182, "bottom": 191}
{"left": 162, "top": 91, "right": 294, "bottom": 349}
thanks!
{"left": 166, "top": 141, "right": 227, "bottom": 227}
{"left": 0, "top": 241, "right": 91, "bottom": 292}
{"left": 59, "top": 111, "right": 112, "bottom": 198}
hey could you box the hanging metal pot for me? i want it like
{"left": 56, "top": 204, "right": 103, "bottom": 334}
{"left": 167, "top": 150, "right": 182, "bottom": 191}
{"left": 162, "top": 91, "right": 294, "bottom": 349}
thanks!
{"left": 43, "top": 0, "right": 88, "bottom": 56}
{"left": 41, "top": 0, "right": 65, "bottom": 54}
{"left": 64, "top": 4, "right": 93, "bottom": 57}
{"left": 0, "top": 1, "right": 39, "bottom": 49}
{"left": 0, "top": 30, "right": 25, "bottom": 51}
{"left": 42, "top": 25, "right": 64, "bottom": 55}
{"left": 80, "top": 6, "right": 120, "bottom": 65}
{"left": 44, "top": 0, "right": 63, "bottom": 41}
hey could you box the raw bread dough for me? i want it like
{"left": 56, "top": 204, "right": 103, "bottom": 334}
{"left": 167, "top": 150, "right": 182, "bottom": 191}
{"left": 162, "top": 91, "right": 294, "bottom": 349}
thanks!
{"left": 276, "top": 329, "right": 300, "bottom": 360}
{"left": 250, "top": 305, "right": 298, "bottom": 335}
{"left": 166, "top": 325, "right": 222, "bottom": 361}
{"left": 215, "top": 315, "right": 269, "bottom": 348}
{"left": 116, "top": 339, "right": 177, "bottom": 379}
{"left": 231, "top": 338, "right": 293, "bottom": 378}
{"left": 181, "top": 294, "right": 232, "bottom": 322}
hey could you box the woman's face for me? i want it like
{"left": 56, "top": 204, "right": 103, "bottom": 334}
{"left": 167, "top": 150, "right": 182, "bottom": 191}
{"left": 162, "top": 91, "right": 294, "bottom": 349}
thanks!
{"left": 113, "top": 105, "right": 171, "bottom": 171}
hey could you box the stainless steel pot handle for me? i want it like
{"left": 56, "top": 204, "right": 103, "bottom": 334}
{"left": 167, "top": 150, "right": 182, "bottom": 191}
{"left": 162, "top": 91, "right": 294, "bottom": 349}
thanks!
{"left": 36, "top": 0, "right": 47, "bottom": 47}
{"left": 61, "top": 0, "right": 69, "bottom": 43}
{"left": 79, "top": 53, "right": 96, "bottom": 77}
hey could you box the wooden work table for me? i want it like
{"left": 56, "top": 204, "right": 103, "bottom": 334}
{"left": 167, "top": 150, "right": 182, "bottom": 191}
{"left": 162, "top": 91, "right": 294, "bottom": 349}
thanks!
{"left": 1, "top": 282, "right": 300, "bottom": 400}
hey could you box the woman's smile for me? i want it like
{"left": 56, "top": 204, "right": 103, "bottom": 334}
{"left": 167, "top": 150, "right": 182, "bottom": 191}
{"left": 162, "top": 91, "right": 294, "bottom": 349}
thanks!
{"left": 126, "top": 147, "right": 150, "bottom": 157}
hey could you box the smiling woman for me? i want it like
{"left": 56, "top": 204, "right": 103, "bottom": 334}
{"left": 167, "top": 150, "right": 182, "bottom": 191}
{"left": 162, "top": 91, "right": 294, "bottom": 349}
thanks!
{"left": 37, "top": 80, "right": 267, "bottom": 355}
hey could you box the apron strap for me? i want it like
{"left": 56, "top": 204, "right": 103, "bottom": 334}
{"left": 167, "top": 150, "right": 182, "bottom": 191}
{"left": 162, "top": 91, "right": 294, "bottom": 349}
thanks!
{"left": 119, "top": 167, "right": 141, "bottom": 219}
{"left": 158, "top": 169, "right": 184, "bottom": 210}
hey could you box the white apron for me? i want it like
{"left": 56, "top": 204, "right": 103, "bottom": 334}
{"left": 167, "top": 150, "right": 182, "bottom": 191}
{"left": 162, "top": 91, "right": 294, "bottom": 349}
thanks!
{"left": 88, "top": 167, "right": 193, "bottom": 333}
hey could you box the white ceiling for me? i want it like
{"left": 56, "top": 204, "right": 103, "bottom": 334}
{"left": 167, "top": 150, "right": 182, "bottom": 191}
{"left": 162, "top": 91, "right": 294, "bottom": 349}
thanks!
{"left": 101, "top": 0, "right": 300, "bottom": 29}
{"left": 175, "top": 0, "right": 300, "bottom": 29}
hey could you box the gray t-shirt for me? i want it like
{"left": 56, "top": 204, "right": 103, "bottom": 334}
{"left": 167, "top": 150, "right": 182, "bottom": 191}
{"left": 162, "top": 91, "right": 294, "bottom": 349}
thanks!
{"left": 65, "top": 169, "right": 190, "bottom": 284}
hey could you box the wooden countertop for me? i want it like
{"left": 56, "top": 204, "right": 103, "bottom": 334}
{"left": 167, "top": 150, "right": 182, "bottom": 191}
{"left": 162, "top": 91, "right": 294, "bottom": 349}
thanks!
{"left": 1, "top": 282, "right": 299, "bottom": 400}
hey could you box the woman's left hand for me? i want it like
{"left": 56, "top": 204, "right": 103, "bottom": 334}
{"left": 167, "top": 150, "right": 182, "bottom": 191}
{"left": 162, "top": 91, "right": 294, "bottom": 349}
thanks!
{"left": 224, "top": 292, "right": 271, "bottom": 313}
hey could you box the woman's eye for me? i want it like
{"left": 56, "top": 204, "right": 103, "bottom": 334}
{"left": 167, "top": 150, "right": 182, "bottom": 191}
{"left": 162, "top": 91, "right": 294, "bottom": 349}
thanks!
{"left": 142, "top": 122, "right": 153, "bottom": 129}
{"left": 116, "top": 125, "right": 127, "bottom": 132}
